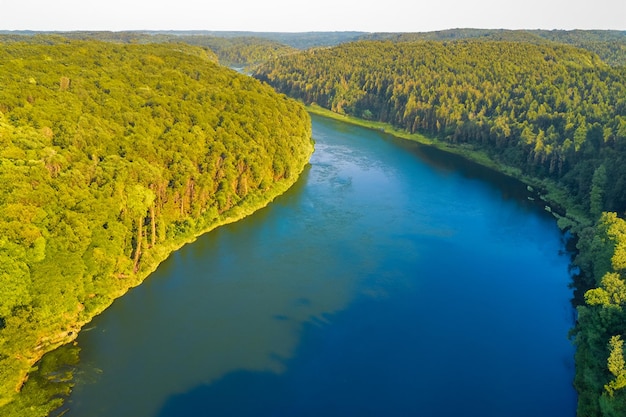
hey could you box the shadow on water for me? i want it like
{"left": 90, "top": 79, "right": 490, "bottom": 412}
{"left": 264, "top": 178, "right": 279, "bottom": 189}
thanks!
{"left": 41, "top": 113, "right": 576, "bottom": 417}
{"left": 391, "top": 139, "right": 541, "bottom": 208}
{"left": 314, "top": 115, "right": 544, "bottom": 213}
{"left": 155, "top": 282, "right": 575, "bottom": 417}
{"left": 29, "top": 165, "right": 316, "bottom": 417}
{"left": 156, "top": 370, "right": 287, "bottom": 417}
{"left": 154, "top": 296, "right": 423, "bottom": 417}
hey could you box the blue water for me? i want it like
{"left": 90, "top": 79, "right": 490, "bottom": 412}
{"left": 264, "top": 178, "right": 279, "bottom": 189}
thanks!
{"left": 63, "top": 114, "right": 576, "bottom": 417}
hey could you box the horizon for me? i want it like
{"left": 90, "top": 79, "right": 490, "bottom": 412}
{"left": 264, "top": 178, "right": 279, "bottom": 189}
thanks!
{"left": 1, "top": 28, "right": 625, "bottom": 35}
{"left": 1, "top": 0, "right": 624, "bottom": 33}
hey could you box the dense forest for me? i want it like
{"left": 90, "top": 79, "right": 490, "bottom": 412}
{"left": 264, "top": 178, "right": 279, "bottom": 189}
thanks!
{"left": 2, "top": 29, "right": 624, "bottom": 68}
{"left": 254, "top": 40, "right": 626, "bottom": 216}
{"left": 171, "top": 36, "right": 296, "bottom": 69}
{"left": 59, "top": 32, "right": 299, "bottom": 69}
{"left": 362, "top": 29, "right": 626, "bottom": 67}
{"left": 0, "top": 39, "right": 313, "bottom": 415}
{"left": 575, "top": 212, "right": 626, "bottom": 416}
{"left": 1, "top": 30, "right": 626, "bottom": 416}
{"left": 0, "top": 32, "right": 297, "bottom": 70}
{"left": 253, "top": 39, "right": 626, "bottom": 416}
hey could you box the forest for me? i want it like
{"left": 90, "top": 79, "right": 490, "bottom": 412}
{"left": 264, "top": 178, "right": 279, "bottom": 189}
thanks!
{"left": 254, "top": 40, "right": 626, "bottom": 216}
{"left": 361, "top": 29, "right": 626, "bottom": 67}
{"left": 4, "top": 29, "right": 623, "bottom": 68}
{"left": 252, "top": 38, "right": 626, "bottom": 416}
{"left": 0, "top": 32, "right": 298, "bottom": 71}
{"left": 0, "top": 39, "right": 313, "bottom": 415}
{"left": 1, "top": 30, "right": 626, "bottom": 416}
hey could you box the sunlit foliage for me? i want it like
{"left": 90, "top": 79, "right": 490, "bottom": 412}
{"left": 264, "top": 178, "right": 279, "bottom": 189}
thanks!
{"left": 574, "top": 213, "right": 626, "bottom": 416}
{"left": 0, "top": 39, "right": 312, "bottom": 413}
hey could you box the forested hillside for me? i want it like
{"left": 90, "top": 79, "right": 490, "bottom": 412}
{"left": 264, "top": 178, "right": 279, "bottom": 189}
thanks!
{"left": 4, "top": 29, "right": 623, "bottom": 69}
{"left": 170, "top": 36, "right": 297, "bottom": 69}
{"left": 254, "top": 40, "right": 626, "bottom": 215}
{"left": 574, "top": 213, "right": 626, "bottom": 416}
{"left": 253, "top": 39, "right": 626, "bottom": 416}
{"left": 0, "top": 40, "right": 313, "bottom": 414}
{"left": 362, "top": 29, "right": 626, "bottom": 67}
{"left": 57, "top": 32, "right": 298, "bottom": 69}
{"left": 0, "top": 33, "right": 297, "bottom": 70}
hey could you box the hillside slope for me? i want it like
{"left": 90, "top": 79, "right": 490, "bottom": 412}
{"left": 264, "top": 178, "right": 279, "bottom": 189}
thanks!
{"left": 253, "top": 39, "right": 626, "bottom": 416}
{"left": 0, "top": 39, "right": 313, "bottom": 414}
{"left": 254, "top": 40, "right": 626, "bottom": 215}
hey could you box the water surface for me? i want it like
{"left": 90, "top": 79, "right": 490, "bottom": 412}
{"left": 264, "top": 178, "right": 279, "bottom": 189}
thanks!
{"left": 64, "top": 114, "right": 576, "bottom": 417}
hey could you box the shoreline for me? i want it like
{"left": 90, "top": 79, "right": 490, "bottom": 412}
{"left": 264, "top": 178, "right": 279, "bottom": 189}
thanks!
{"left": 19, "top": 109, "right": 588, "bottom": 416}
{"left": 7, "top": 139, "right": 314, "bottom": 416}
{"left": 306, "top": 104, "right": 591, "bottom": 231}
{"left": 40, "top": 109, "right": 580, "bottom": 414}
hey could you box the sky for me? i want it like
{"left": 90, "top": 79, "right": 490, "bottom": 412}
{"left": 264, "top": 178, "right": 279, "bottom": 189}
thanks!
{"left": 0, "top": 0, "right": 624, "bottom": 33}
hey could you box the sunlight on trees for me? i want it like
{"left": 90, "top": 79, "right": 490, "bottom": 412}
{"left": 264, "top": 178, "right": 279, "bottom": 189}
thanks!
{"left": 0, "top": 39, "right": 312, "bottom": 415}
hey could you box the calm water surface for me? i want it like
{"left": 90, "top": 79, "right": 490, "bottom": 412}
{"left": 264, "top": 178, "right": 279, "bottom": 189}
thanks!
{"left": 64, "top": 114, "right": 576, "bottom": 417}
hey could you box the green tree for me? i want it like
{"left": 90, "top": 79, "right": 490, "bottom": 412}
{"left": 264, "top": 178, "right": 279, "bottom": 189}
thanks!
{"left": 585, "top": 273, "right": 626, "bottom": 308}
{"left": 0, "top": 38, "right": 313, "bottom": 414}
{"left": 606, "top": 335, "right": 626, "bottom": 396}
{"left": 590, "top": 164, "right": 608, "bottom": 219}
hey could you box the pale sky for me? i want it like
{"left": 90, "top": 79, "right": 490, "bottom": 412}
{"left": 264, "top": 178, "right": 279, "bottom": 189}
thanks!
{"left": 0, "top": 0, "right": 624, "bottom": 32}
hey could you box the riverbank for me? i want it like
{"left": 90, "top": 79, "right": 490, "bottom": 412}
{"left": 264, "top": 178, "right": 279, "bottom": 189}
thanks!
{"left": 56, "top": 113, "right": 577, "bottom": 417}
{"left": 2, "top": 139, "right": 314, "bottom": 417}
{"left": 306, "top": 104, "right": 591, "bottom": 231}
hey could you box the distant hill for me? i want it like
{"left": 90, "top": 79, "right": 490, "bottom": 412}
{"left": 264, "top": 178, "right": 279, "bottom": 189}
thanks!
{"left": 0, "top": 30, "right": 366, "bottom": 50}
{"left": 0, "top": 31, "right": 362, "bottom": 68}
{"left": 1, "top": 29, "right": 624, "bottom": 67}
{"left": 148, "top": 30, "right": 366, "bottom": 49}
{"left": 361, "top": 29, "right": 626, "bottom": 66}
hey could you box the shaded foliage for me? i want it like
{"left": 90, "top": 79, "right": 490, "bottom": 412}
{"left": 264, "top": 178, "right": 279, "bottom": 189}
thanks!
{"left": 172, "top": 36, "right": 297, "bottom": 69}
{"left": 574, "top": 213, "right": 626, "bottom": 416}
{"left": 254, "top": 40, "right": 626, "bottom": 215}
{"left": 253, "top": 38, "right": 626, "bottom": 416}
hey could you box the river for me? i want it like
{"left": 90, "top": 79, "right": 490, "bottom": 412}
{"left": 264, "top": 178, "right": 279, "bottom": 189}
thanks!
{"left": 61, "top": 114, "right": 576, "bottom": 417}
